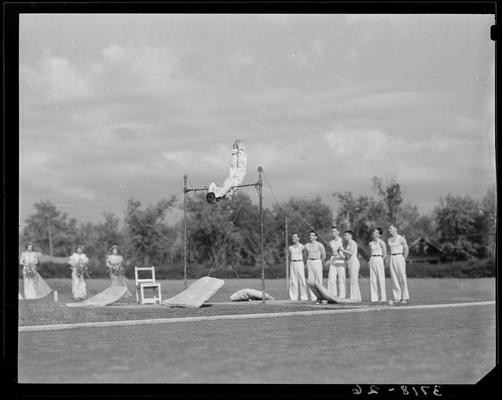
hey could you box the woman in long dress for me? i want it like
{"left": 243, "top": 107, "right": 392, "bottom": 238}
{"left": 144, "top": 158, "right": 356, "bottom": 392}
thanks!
{"left": 106, "top": 245, "right": 132, "bottom": 296}
{"left": 20, "top": 242, "right": 52, "bottom": 300}
{"left": 387, "top": 225, "right": 410, "bottom": 304}
{"left": 68, "top": 245, "right": 89, "bottom": 300}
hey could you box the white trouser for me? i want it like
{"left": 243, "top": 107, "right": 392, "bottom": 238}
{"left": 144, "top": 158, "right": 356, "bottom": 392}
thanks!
{"left": 289, "top": 261, "right": 308, "bottom": 300}
{"left": 389, "top": 254, "right": 409, "bottom": 301}
{"left": 306, "top": 259, "right": 323, "bottom": 301}
{"left": 347, "top": 259, "right": 361, "bottom": 301}
{"left": 327, "top": 262, "right": 346, "bottom": 298}
{"left": 369, "top": 256, "right": 386, "bottom": 302}
{"left": 209, "top": 178, "right": 239, "bottom": 199}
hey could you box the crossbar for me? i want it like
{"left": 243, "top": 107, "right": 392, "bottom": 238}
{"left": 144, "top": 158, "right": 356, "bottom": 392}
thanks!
{"left": 185, "top": 182, "right": 259, "bottom": 193}
{"left": 183, "top": 168, "right": 264, "bottom": 292}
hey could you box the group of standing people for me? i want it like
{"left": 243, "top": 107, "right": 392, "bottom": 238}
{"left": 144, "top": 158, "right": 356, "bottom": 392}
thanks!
{"left": 19, "top": 242, "right": 131, "bottom": 301}
{"left": 288, "top": 225, "right": 410, "bottom": 304}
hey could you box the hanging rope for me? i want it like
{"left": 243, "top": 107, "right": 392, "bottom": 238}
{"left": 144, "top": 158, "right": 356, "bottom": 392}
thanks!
{"left": 207, "top": 202, "right": 244, "bottom": 277}
{"left": 262, "top": 170, "right": 331, "bottom": 247}
{"left": 129, "top": 236, "right": 147, "bottom": 264}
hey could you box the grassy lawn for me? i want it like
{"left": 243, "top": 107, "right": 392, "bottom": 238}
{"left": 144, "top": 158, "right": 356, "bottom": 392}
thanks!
{"left": 18, "top": 304, "right": 495, "bottom": 383}
{"left": 18, "top": 278, "right": 495, "bottom": 326}
{"left": 17, "top": 278, "right": 496, "bottom": 383}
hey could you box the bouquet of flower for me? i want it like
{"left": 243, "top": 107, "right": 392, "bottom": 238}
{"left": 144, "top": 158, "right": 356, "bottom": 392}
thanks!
{"left": 75, "top": 262, "right": 88, "bottom": 278}
{"left": 23, "top": 263, "right": 37, "bottom": 278}
{"left": 111, "top": 263, "right": 126, "bottom": 277}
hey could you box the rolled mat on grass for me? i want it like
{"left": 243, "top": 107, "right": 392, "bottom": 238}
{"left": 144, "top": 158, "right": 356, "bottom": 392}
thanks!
{"left": 230, "top": 288, "right": 275, "bottom": 301}
{"left": 306, "top": 280, "right": 360, "bottom": 304}
{"left": 162, "top": 277, "right": 225, "bottom": 308}
{"left": 66, "top": 286, "right": 128, "bottom": 307}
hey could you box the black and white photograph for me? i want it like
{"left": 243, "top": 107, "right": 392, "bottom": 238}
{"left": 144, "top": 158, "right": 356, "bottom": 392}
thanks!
{"left": 8, "top": 5, "right": 496, "bottom": 390}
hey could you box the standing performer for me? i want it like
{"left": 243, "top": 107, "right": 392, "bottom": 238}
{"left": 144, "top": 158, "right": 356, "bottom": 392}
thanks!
{"left": 68, "top": 245, "right": 89, "bottom": 301}
{"left": 339, "top": 231, "right": 361, "bottom": 302}
{"left": 327, "top": 226, "right": 346, "bottom": 297}
{"left": 106, "top": 245, "right": 132, "bottom": 296}
{"left": 304, "top": 231, "right": 326, "bottom": 301}
{"left": 207, "top": 139, "right": 247, "bottom": 204}
{"left": 19, "top": 242, "right": 52, "bottom": 300}
{"left": 288, "top": 233, "right": 308, "bottom": 301}
{"left": 387, "top": 225, "right": 410, "bottom": 304}
{"left": 369, "top": 228, "right": 387, "bottom": 303}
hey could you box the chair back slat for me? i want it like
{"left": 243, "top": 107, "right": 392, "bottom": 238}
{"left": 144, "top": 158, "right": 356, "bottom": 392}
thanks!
{"left": 134, "top": 266, "right": 156, "bottom": 284}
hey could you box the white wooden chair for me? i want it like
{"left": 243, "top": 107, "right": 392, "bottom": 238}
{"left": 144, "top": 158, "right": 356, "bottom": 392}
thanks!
{"left": 134, "top": 266, "right": 162, "bottom": 305}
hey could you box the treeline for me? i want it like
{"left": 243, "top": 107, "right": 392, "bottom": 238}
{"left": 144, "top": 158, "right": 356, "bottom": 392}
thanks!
{"left": 20, "top": 177, "right": 496, "bottom": 279}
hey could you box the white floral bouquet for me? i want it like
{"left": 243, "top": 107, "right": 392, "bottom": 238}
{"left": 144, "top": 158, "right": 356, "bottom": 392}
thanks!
{"left": 75, "top": 262, "right": 88, "bottom": 278}
{"left": 110, "top": 263, "right": 126, "bottom": 277}
{"left": 23, "top": 263, "right": 37, "bottom": 278}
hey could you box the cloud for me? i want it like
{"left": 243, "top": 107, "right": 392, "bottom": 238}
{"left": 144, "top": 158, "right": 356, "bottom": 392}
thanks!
{"left": 20, "top": 41, "right": 184, "bottom": 108}
{"left": 18, "top": 15, "right": 495, "bottom": 227}
{"left": 226, "top": 51, "right": 255, "bottom": 68}
{"left": 342, "top": 91, "right": 430, "bottom": 111}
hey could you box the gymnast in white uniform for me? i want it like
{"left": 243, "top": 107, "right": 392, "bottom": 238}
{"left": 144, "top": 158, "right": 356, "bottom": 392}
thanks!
{"left": 288, "top": 233, "right": 308, "bottom": 301}
{"left": 368, "top": 227, "right": 387, "bottom": 303}
{"left": 207, "top": 139, "right": 247, "bottom": 204}
{"left": 387, "top": 225, "right": 410, "bottom": 304}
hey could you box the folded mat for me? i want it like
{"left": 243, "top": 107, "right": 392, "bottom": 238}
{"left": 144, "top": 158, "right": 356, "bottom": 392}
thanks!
{"left": 230, "top": 288, "right": 275, "bottom": 301}
{"left": 66, "top": 286, "right": 128, "bottom": 307}
{"left": 306, "top": 280, "right": 361, "bottom": 304}
{"left": 162, "top": 277, "right": 225, "bottom": 308}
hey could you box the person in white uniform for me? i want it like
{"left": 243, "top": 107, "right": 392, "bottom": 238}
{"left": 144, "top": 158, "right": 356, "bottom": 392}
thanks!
{"left": 387, "top": 225, "right": 410, "bottom": 304}
{"left": 303, "top": 231, "right": 326, "bottom": 302}
{"left": 327, "top": 226, "right": 346, "bottom": 298}
{"left": 288, "top": 233, "right": 308, "bottom": 301}
{"left": 339, "top": 231, "right": 361, "bottom": 302}
{"left": 68, "top": 245, "right": 89, "bottom": 301}
{"left": 368, "top": 227, "right": 387, "bottom": 303}
{"left": 207, "top": 139, "right": 247, "bottom": 204}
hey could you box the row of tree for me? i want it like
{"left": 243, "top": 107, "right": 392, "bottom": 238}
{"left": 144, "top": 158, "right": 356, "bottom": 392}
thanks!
{"left": 20, "top": 177, "right": 496, "bottom": 278}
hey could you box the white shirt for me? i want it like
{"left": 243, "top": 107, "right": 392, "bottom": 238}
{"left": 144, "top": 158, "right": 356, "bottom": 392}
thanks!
{"left": 345, "top": 240, "right": 358, "bottom": 263}
{"left": 289, "top": 243, "right": 304, "bottom": 261}
{"left": 304, "top": 241, "right": 326, "bottom": 260}
{"left": 388, "top": 235, "right": 405, "bottom": 254}
{"left": 369, "top": 239, "right": 385, "bottom": 256}
{"left": 329, "top": 237, "right": 345, "bottom": 264}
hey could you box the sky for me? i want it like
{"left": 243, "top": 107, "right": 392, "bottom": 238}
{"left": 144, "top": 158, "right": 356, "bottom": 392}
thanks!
{"left": 19, "top": 13, "right": 496, "bottom": 228}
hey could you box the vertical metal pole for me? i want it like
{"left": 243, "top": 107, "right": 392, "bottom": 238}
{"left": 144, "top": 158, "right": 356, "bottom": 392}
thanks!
{"left": 183, "top": 174, "right": 188, "bottom": 289}
{"left": 258, "top": 167, "right": 265, "bottom": 304}
{"left": 47, "top": 218, "right": 53, "bottom": 256}
{"left": 285, "top": 216, "right": 289, "bottom": 292}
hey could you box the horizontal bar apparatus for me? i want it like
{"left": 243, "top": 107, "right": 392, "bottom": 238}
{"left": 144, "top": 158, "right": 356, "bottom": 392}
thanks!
{"left": 184, "top": 182, "right": 259, "bottom": 193}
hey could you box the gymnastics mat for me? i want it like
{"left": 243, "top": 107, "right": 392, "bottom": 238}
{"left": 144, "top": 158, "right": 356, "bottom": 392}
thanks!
{"left": 66, "top": 286, "right": 128, "bottom": 307}
{"left": 306, "top": 280, "right": 360, "bottom": 304}
{"left": 230, "top": 288, "right": 275, "bottom": 301}
{"left": 162, "top": 277, "right": 225, "bottom": 308}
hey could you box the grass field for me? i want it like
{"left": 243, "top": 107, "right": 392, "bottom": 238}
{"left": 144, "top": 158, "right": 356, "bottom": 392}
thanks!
{"left": 19, "top": 277, "right": 495, "bottom": 326}
{"left": 18, "top": 278, "right": 496, "bottom": 383}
